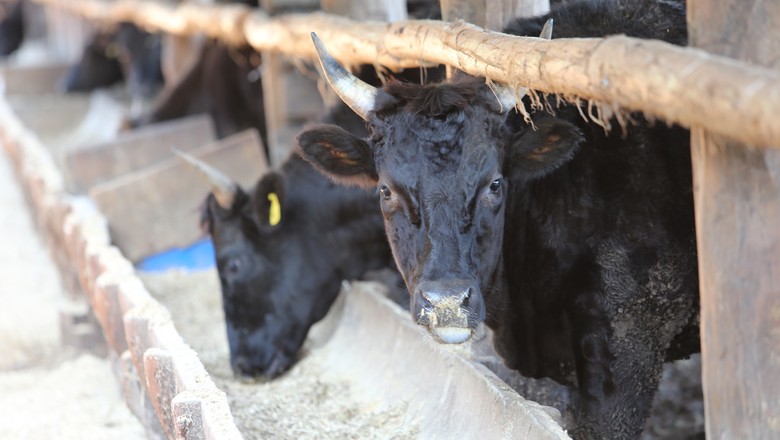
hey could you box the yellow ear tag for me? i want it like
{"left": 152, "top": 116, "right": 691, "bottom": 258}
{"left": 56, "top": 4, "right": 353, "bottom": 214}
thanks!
{"left": 268, "top": 192, "right": 281, "bottom": 226}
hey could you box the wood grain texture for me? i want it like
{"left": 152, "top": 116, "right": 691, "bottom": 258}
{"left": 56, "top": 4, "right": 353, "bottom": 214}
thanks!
{"left": 689, "top": 0, "right": 780, "bottom": 437}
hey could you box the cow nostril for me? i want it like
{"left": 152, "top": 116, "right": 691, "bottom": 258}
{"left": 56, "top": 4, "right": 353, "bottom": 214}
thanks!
{"left": 232, "top": 356, "right": 252, "bottom": 375}
{"left": 420, "top": 290, "right": 439, "bottom": 308}
{"left": 462, "top": 288, "right": 472, "bottom": 308}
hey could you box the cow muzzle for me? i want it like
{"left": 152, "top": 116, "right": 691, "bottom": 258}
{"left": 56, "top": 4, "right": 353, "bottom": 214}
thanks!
{"left": 414, "top": 279, "right": 480, "bottom": 344}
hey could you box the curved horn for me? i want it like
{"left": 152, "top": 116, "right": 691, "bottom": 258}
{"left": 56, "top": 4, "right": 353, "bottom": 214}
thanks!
{"left": 493, "top": 19, "right": 554, "bottom": 112}
{"left": 173, "top": 148, "right": 237, "bottom": 209}
{"left": 311, "top": 32, "right": 383, "bottom": 120}
{"left": 540, "top": 18, "right": 554, "bottom": 40}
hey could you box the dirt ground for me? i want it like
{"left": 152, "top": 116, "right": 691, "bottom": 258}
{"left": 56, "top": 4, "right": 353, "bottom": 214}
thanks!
{"left": 0, "top": 148, "right": 145, "bottom": 439}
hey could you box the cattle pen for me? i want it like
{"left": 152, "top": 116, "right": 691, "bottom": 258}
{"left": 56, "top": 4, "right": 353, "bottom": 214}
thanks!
{"left": 0, "top": 0, "right": 778, "bottom": 439}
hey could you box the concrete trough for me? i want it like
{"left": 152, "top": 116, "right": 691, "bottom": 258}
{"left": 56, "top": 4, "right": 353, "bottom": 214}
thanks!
{"left": 0, "top": 60, "right": 572, "bottom": 439}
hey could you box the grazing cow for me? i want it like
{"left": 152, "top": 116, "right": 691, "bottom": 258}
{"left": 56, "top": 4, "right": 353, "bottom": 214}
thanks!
{"left": 178, "top": 102, "right": 401, "bottom": 378}
{"left": 59, "top": 23, "right": 163, "bottom": 114}
{"left": 0, "top": 0, "right": 24, "bottom": 57}
{"left": 58, "top": 29, "right": 124, "bottom": 92}
{"left": 129, "top": 40, "right": 267, "bottom": 144}
{"left": 296, "top": 0, "right": 698, "bottom": 438}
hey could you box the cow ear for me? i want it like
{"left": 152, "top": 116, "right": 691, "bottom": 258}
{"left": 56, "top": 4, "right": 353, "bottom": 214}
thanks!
{"left": 507, "top": 118, "right": 584, "bottom": 181}
{"left": 251, "top": 171, "right": 287, "bottom": 230}
{"left": 296, "top": 123, "right": 378, "bottom": 188}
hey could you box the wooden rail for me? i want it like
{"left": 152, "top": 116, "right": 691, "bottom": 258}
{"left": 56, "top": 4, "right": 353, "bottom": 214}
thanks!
{"left": 35, "top": 0, "right": 780, "bottom": 148}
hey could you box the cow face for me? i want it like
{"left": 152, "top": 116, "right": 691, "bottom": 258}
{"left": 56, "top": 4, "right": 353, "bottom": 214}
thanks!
{"left": 297, "top": 33, "right": 581, "bottom": 345}
{"left": 194, "top": 154, "right": 390, "bottom": 378}
{"left": 58, "top": 30, "right": 124, "bottom": 92}
{"left": 300, "top": 81, "right": 509, "bottom": 344}
{"left": 58, "top": 23, "right": 163, "bottom": 113}
{"left": 202, "top": 172, "right": 314, "bottom": 378}
{"left": 114, "top": 22, "right": 164, "bottom": 101}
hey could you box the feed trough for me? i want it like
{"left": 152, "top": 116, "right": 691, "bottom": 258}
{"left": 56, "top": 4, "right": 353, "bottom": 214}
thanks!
{"left": 0, "top": 61, "right": 570, "bottom": 439}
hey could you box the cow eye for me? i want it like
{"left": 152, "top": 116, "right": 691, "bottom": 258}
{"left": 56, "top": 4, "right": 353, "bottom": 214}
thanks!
{"left": 379, "top": 185, "right": 392, "bottom": 200}
{"left": 489, "top": 178, "right": 502, "bottom": 193}
{"left": 226, "top": 258, "right": 242, "bottom": 275}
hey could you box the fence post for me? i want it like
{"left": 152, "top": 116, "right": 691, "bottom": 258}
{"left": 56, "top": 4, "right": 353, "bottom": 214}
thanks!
{"left": 441, "top": 0, "right": 548, "bottom": 78}
{"left": 260, "top": 0, "right": 322, "bottom": 166}
{"left": 688, "top": 0, "right": 780, "bottom": 438}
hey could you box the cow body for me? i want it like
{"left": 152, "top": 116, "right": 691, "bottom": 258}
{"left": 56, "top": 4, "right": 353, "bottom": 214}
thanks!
{"left": 130, "top": 40, "right": 267, "bottom": 144}
{"left": 297, "top": 0, "right": 698, "bottom": 437}
{"left": 59, "top": 22, "right": 164, "bottom": 115}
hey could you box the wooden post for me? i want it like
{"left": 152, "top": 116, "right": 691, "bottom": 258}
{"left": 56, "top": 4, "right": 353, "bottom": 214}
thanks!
{"left": 486, "top": 0, "right": 549, "bottom": 31}
{"left": 321, "top": 0, "right": 406, "bottom": 21}
{"left": 260, "top": 0, "right": 322, "bottom": 166}
{"left": 441, "top": 0, "right": 549, "bottom": 29}
{"left": 688, "top": 0, "right": 780, "bottom": 438}
{"left": 441, "top": 0, "right": 548, "bottom": 77}
{"left": 318, "top": 0, "right": 407, "bottom": 106}
{"left": 160, "top": 34, "right": 205, "bottom": 86}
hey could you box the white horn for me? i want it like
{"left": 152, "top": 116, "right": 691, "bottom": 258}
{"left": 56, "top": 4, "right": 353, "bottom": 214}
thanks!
{"left": 311, "top": 32, "right": 384, "bottom": 120}
{"left": 494, "top": 19, "right": 554, "bottom": 112}
{"left": 173, "top": 148, "right": 237, "bottom": 209}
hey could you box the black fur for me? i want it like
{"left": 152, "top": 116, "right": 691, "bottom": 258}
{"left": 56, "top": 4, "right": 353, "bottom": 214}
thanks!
{"left": 203, "top": 102, "right": 406, "bottom": 378}
{"left": 130, "top": 40, "right": 268, "bottom": 146}
{"left": 297, "top": 1, "right": 698, "bottom": 438}
{"left": 0, "top": 0, "right": 24, "bottom": 57}
{"left": 202, "top": 152, "right": 396, "bottom": 378}
{"left": 58, "top": 23, "right": 163, "bottom": 100}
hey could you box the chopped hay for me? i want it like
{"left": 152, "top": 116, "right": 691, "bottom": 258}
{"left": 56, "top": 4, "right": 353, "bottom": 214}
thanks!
{"left": 139, "top": 269, "right": 419, "bottom": 439}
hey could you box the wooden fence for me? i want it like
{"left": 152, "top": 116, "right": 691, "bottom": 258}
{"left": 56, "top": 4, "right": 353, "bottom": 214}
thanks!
{"left": 29, "top": 0, "right": 780, "bottom": 438}
{"left": 33, "top": 0, "right": 780, "bottom": 149}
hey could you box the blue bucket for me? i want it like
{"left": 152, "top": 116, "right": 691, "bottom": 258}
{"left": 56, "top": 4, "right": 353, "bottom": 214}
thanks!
{"left": 136, "top": 238, "right": 216, "bottom": 272}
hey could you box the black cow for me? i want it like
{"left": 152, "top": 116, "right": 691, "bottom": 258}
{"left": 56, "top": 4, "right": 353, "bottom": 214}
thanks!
{"left": 128, "top": 0, "right": 446, "bottom": 146}
{"left": 178, "top": 102, "right": 401, "bottom": 378}
{"left": 59, "top": 23, "right": 164, "bottom": 113}
{"left": 0, "top": 0, "right": 24, "bottom": 57}
{"left": 296, "top": 0, "right": 698, "bottom": 438}
{"left": 58, "top": 28, "right": 123, "bottom": 92}
{"left": 129, "top": 40, "right": 266, "bottom": 144}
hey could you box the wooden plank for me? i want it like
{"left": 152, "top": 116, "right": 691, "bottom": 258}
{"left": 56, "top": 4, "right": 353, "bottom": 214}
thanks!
{"left": 261, "top": 0, "right": 325, "bottom": 166}
{"left": 65, "top": 114, "right": 216, "bottom": 192}
{"left": 260, "top": 52, "right": 292, "bottom": 167}
{"left": 89, "top": 129, "right": 267, "bottom": 262}
{"left": 688, "top": 0, "right": 780, "bottom": 438}
{"left": 0, "top": 63, "right": 71, "bottom": 94}
{"left": 485, "top": 0, "right": 548, "bottom": 31}
{"left": 260, "top": 0, "right": 319, "bottom": 14}
{"left": 441, "top": 0, "right": 486, "bottom": 27}
{"left": 321, "top": 0, "right": 406, "bottom": 21}
{"left": 441, "top": 0, "right": 547, "bottom": 77}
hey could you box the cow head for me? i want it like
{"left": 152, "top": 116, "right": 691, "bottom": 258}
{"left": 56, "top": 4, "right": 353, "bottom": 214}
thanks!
{"left": 297, "top": 29, "right": 582, "bottom": 345}
{"left": 58, "top": 23, "right": 163, "bottom": 115}
{"left": 177, "top": 150, "right": 391, "bottom": 377}
{"left": 58, "top": 29, "right": 124, "bottom": 92}
{"left": 0, "top": 0, "right": 24, "bottom": 58}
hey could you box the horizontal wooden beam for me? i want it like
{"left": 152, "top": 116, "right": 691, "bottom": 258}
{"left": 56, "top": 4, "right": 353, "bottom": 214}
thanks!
{"left": 37, "top": 0, "right": 780, "bottom": 149}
